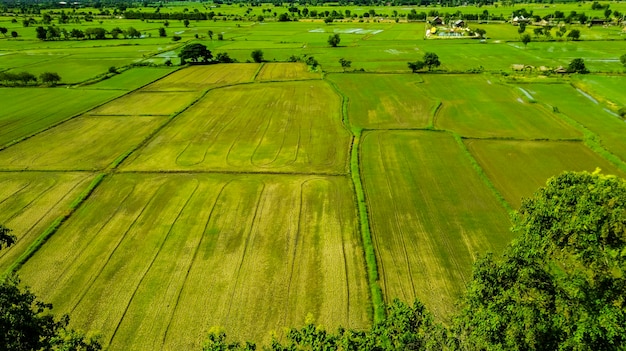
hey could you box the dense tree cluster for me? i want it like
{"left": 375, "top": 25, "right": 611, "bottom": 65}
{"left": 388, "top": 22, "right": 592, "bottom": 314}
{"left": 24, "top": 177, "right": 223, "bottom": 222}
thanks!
{"left": 35, "top": 25, "right": 141, "bottom": 40}
{"left": 408, "top": 52, "right": 440, "bottom": 72}
{"left": 0, "top": 71, "right": 61, "bottom": 86}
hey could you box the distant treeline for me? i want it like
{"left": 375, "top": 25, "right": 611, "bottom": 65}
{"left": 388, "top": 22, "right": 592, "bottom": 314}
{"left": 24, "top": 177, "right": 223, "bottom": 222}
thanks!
{"left": 0, "top": 71, "right": 61, "bottom": 85}
{"left": 35, "top": 25, "right": 142, "bottom": 40}
{"left": 1, "top": 0, "right": 588, "bottom": 15}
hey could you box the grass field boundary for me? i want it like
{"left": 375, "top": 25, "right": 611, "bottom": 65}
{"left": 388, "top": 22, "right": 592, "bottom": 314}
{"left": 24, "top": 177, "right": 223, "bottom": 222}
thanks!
{"left": 429, "top": 100, "right": 442, "bottom": 129}
{"left": 327, "top": 75, "right": 384, "bottom": 320}
{"left": 351, "top": 129, "right": 385, "bottom": 322}
{"left": 545, "top": 105, "right": 626, "bottom": 173}
{"left": 4, "top": 173, "right": 106, "bottom": 276}
{"left": 0, "top": 89, "right": 127, "bottom": 152}
{"left": 452, "top": 132, "right": 513, "bottom": 213}
{"left": 252, "top": 63, "right": 264, "bottom": 81}
{"left": 570, "top": 79, "right": 619, "bottom": 111}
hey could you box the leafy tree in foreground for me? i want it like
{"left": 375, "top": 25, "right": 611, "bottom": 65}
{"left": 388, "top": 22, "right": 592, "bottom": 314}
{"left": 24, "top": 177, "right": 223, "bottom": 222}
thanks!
{"left": 179, "top": 43, "right": 213, "bottom": 64}
{"left": 0, "top": 225, "right": 101, "bottom": 350}
{"left": 203, "top": 299, "right": 446, "bottom": 351}
{"left": 328, "top": 33, "right": 341, "bottom": 47}
{"left": 567, "top": 57, "right": 589, "bottom": 73}
{"left": 422, "top": 52, "right": 440, "bottom": 71}
{"left": 455, "top": 170, "right": 626, "bottom": 350}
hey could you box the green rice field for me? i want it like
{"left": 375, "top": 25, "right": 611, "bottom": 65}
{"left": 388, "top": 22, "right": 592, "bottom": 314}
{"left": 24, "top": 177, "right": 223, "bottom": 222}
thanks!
{"left": 1, "top": 6, "right": 626, "bottom": 347}
{"left": 360, "top": 130, "right": 512, "bottom": 319}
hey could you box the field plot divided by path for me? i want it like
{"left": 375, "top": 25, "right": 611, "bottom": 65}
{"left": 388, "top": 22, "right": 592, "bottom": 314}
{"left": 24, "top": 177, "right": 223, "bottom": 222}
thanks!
{"left": 142, "top": 64, "right": 260, "bottom": 91}
{"left": 465, "top": 139, "right": 626, "bottom": 209}
{"left": 86, "top": 67, "right": 177, "bottom": 91}
{"left": 427, "top": 75, "right": 581, "bottom": 139}
{"left": 0, "top": 172, "right": 94, "bottom": 272}
{"left": 361, "top": 130, "right": 512, "bottom": 320}
{"left": 575, "top": 75, "right": 626, "bottom": 108}
{"left": 0, "top": 88, "right": 124, "bottom": 147}
{"left": 0, "top": 115, "right": 166, "bottom": 171}
{"left": 328, "top": 73, "right": 436, "bottom": 129}
{"left": 17, "top": 173, "right": 370, "bottom": 350}
{"left": 88, "top": 91, "right": 199, "bottom": 116}
{"left": 256, "top": 62, "right": 322, "bottom": 81}
{"left": 121, "top": 81, "right": 350, "bottom": 174}
{"left": 524, "top": 83, "right": 626, "bottom": 162}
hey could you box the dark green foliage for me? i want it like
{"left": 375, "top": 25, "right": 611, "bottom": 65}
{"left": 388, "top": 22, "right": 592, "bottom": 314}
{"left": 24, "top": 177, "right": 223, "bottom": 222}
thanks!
{"left": 521, "top": 33, "right": 531, "bottom": 47}
{"left": 455, "top": 171, "right": 626, "bottom": 350}
{"left": 180, "top": 43, "right": 213, "bottom": 63}
{"left": 328, "top": 33, "right": 341, "bottom": 47}
{"left": 339, "top": 57, "right": 351, "bottom": 71}
{"left": 408, "top": 60, "right": 425, "bottom": 73}
{"left": 0, "top": 275, "right": 102, "bottom": 351}
{"left": 0, "top": 27, "right": 7, "bottom": 36}
{"left": 567, "top": 29, "right": 581, "bottom": 41}
{"left": 0, "top": 224, "right": 15, "bottom": 250}
{"left": 0, "top": 226, "right": 101, "bottom": 351}
{"left": 216, "top": 52, "right": 236, "bottom": 63}
{"left": 422, "top": 52, "right": 440, "bottom": 71}
{"left": 203, "top": 299, "right": 445, "bottom": 350}
{"left": 158, "top": 27, "right": 166, "bottom": 37}
{"left": 39, "top": 72, "right": 61, "bottom": 85}
{"left": 251, "top": 49, "right": 264, "bottom": 63}
{"left": 568, "top": 58, "right": 589, "bottom": 73}
{"left": 125, "top": 26, "right": 141, "bottom": 38}
{"left": 620, "top": 54, "right": 626, "bottom": 68}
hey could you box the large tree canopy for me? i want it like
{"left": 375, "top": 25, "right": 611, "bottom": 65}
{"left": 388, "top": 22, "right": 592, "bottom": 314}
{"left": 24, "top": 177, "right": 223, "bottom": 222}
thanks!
{"left": 179, "top": 43, "right": 213, "bottom": 63}
{"left": 456, "top": 170, "right": 626, "bottom": 350}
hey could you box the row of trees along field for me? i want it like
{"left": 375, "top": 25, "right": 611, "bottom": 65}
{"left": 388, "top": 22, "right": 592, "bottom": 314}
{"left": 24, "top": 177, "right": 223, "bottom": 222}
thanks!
{"left": 0, "top": 71, "right": 61, "bottom": 86}
{"left": 2, "top": 171, "right": 625, "bottom": 350}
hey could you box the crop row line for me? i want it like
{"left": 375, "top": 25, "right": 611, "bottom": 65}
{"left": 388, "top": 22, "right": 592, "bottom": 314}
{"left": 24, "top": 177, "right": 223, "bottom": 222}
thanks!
{"left": 4, "top": 173, "right": 106, "bottom": 276}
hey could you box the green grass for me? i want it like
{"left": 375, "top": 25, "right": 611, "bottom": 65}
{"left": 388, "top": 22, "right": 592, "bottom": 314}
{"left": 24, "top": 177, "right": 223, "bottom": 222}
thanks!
{"left": 360, "top": 130, "right": 512, "bottom": 321}
{"left": 328, "top": 73, "right": 437, "bottom": 129}
{"left": 142, "top": 63, "right": 259, "bottom": 91}
{"left": 426, "top": 75, "right": 581, "bottom": 139}
{"left": 0, "top": 172, "right": 95, "bottom": 273}
{"left": 18, "top": 173, "right": 370, "bottom": 349}
{"left": 573, "top": 75, "right": 626, "bottom": 108}
{"left": 465, "top": 139, "right": 626, "bottom": 209}
{"left": 524, "top": 82, "right": 626, "bottom": 162}
{"left": 0, "top": 115, "right": 166, "bottom": 171}
{"left": 86, "top": 67, "right": 177, "bottom": 90}
{"left": 122, "top": 80, "right": 351, "bottom": 174}
{"left": 0, "top": 87, "right": 125, "bottom": 147}
{"left": 88, "top": 91, "right": 200, "bottom": 115}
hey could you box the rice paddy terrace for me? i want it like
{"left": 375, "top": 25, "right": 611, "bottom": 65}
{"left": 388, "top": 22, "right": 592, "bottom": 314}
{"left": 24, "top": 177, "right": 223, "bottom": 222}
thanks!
{"left": 1, "top": 15, "right": 626, "bottom": 348}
